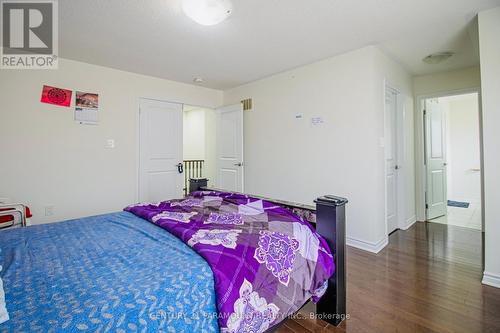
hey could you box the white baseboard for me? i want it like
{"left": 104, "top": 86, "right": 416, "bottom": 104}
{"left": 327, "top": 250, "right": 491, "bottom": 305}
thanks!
{"left": 400, "top": 215, "right": 417, "bottom": 230}
{"left": 482, "top": 271, "right": 500, "bottom": 289}
{"left": 347, "top": 236, "right": 388, "bottom": 254}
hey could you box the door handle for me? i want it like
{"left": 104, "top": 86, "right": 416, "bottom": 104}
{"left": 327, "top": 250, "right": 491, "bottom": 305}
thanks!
{"left": 234, "top": 162, "right": 243, "bottom": 167}
{"left": 177, "top": 163, "right": 184, "bottom": 174}
{"left": 395, "top": 165, "right": 400, "bottom": 170}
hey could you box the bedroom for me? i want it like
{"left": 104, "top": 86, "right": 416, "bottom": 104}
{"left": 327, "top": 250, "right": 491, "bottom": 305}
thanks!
{"left": 1, "top": 1, "right": 500, "bottom": 332}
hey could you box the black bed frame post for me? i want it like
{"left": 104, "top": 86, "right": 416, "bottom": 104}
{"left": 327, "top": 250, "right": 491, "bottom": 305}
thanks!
{"left": 315, "top": 195, "right": 348, "bottom": 326}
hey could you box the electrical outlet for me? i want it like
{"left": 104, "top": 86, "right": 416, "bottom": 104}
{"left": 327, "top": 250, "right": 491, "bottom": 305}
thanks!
{"left": 45, "top": 206, "right": 54, "bottom": 216}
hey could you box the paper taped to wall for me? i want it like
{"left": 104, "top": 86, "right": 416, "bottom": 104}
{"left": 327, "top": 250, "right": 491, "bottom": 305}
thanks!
{"left": 40, "top": 85, "right": 72, "bottom": 107}
{"left": 75, "top": 91, "right": 99, "bottom": 124}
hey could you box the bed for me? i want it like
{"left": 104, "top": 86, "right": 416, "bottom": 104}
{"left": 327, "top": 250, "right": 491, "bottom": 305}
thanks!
{"left": 0, "top": 183, "right": 347, "bottom": 332}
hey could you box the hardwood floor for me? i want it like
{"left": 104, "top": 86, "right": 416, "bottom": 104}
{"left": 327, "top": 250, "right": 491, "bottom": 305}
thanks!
{"left": 279, "top": 221, "right": 500, "bottom": 333}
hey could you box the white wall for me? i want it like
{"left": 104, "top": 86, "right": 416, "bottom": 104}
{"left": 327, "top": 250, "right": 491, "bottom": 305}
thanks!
{"left": 182, "top": 106, "right": 217, "bottom": 186}
{"left": 440, "top": 94, "right": 481, "bottom": 203}
{"left": 183, "top": 108, "right": 206, "bottom": 160}
{"left": 224, "top": 45, "right": 414, "bottom": 252}
{"left": 0, "top": 58, "right": 222, "bottom": 224}
{"left": 478, "top": 6, "right": 500, "bottom": 288}
{"left": 413, "top": 66, "right": 481, "bottom": 97}
{"left": 204, "top": 109, "right": 217, "bottom": 187}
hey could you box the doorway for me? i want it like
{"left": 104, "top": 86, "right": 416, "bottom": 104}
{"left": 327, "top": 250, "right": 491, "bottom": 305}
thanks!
{"left": 138, "top": 99, "right": 244, "bottom": 202}
{"left": 421, "top": 92, "right": 482, "bottom": 230}
{"left": 182, "top": 103, "right": 244, "bottom": 194}
{"left": 182, "top": 104, "right": 217, "bottom": 193}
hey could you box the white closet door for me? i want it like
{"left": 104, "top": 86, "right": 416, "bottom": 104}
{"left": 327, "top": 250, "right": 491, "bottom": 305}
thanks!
{"left": 139, "top": 99, "right": 183, "bottom": 202}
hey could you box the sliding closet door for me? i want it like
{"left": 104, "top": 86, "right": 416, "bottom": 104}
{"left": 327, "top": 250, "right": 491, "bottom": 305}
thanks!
{"left": 215, "top": 103, "right": 244, "bottom": 192}
{"left": 139, "top": 99, "right": 183, "bottom": 202}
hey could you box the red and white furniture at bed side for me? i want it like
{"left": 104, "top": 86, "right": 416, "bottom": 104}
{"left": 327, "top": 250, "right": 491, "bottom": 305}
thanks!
{"left": 0, "top": 204, "right": 31, "bottom": 229}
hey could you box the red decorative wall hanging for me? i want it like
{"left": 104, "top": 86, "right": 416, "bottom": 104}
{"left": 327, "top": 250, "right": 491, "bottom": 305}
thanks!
{"left": 40, "top": 85, "right": 72, "bottom": 107}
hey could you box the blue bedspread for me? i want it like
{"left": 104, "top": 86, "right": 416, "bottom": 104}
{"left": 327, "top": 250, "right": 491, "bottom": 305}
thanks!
{"left": 0, "top": 212, "right": 219, "bottom": 333}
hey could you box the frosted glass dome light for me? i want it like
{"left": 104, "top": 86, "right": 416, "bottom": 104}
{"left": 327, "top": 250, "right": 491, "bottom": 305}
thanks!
{"left": 182, "top": 0, "right": 233, "bottom": 26}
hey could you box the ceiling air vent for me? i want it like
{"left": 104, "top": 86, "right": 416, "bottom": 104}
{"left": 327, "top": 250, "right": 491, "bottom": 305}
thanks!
{"left": 423, "top": 52, "right": 455, "bottom": 64}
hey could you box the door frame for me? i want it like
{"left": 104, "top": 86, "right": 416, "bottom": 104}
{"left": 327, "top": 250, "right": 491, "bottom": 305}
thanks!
{"left": 414, "top": 87, "right": 484, "bottom": 229}
{"left": 384, "top": 82, "right": 406, "bottom": 235}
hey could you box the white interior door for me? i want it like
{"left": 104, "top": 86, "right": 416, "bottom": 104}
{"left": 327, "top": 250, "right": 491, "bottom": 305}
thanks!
{"left": 215, "top": 104, "right": 244, "bottom": 192}
{"left": 139, "top": 99, "right": 183, "bottom": 202}
{"left": 385, "top": 89, "right": 399, "bottom": 234}
{"left": 425, "top": 99, "right": 448, "bottom": 220}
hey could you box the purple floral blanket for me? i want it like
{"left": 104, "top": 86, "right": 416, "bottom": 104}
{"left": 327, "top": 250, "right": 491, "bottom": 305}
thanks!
{"left": 125, "top": 191, "right": 335, "bottom": 332}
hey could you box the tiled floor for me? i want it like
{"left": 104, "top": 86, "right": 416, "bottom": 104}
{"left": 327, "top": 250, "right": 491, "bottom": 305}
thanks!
{"left": 430, "top": 200, "right": 482, "bottom": 230}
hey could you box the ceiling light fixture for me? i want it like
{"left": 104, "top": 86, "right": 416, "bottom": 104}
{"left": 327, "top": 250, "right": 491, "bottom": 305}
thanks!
{"left": 193, "top": 77, "right": 204, "bottom": 83}
{"left": 182, "top": 0, "right": 233, "bottom": 26}
{"left": 423, "top": 52, "right": 455, "bottom": 64}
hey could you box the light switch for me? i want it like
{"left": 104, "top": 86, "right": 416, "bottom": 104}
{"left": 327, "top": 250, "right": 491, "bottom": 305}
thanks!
{"left": 105, "top": 139, "right": 115, "bottom": 149}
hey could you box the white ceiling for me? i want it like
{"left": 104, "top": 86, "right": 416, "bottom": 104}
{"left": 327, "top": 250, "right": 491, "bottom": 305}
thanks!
{"left": 439, "top": 92, "right": 478, "bottom": 103}
{"left": 59, "top": 0, "right": 500, "bottom": 90}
